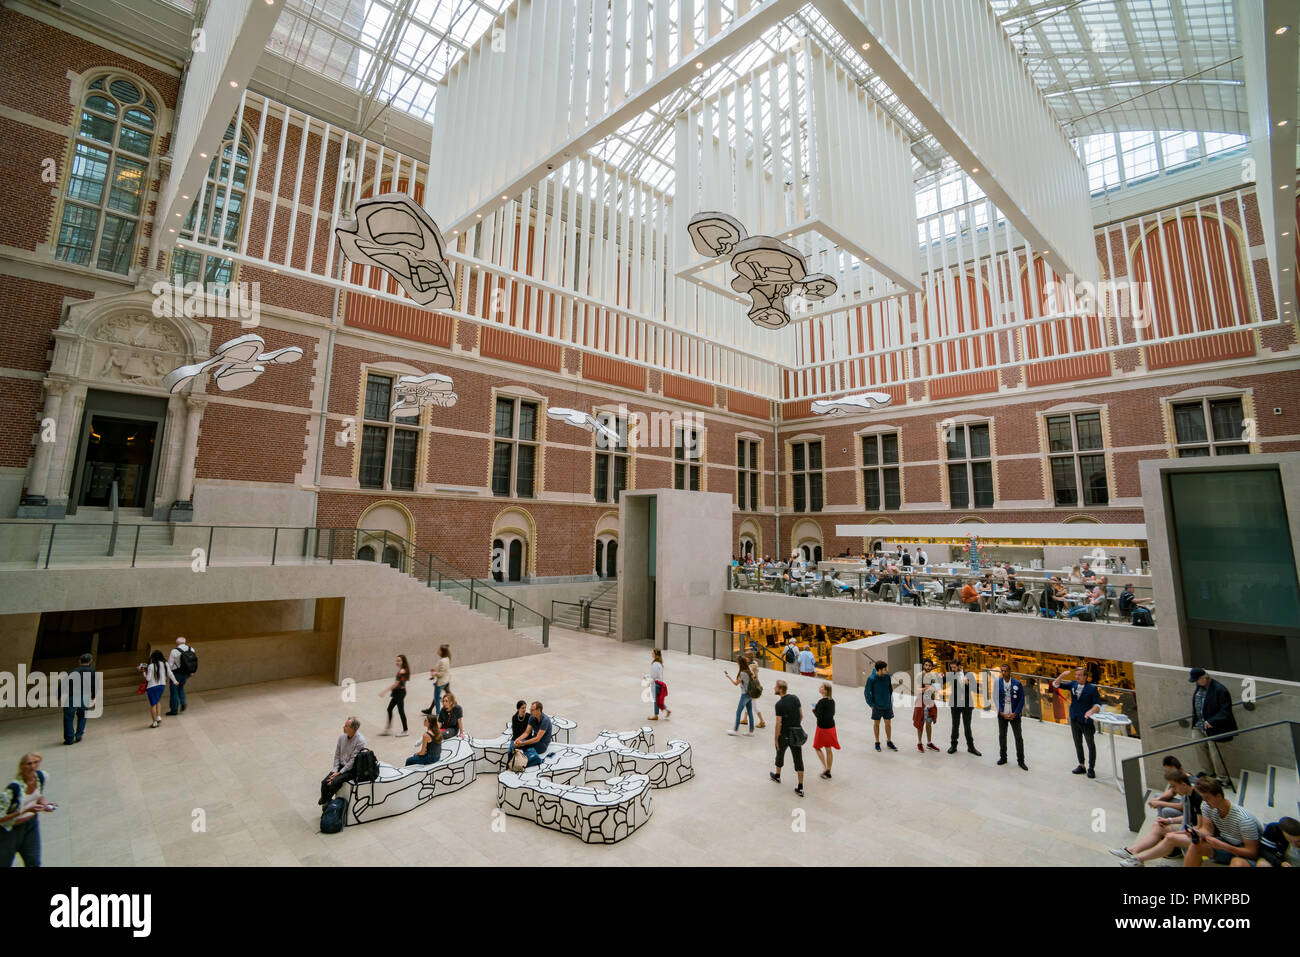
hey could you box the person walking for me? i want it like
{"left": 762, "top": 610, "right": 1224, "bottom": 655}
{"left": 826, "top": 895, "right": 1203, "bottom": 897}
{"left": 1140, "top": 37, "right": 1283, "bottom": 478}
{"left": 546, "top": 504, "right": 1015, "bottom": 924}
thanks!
{"left": 946, "top": 659, "right": 982, "bottom": 756}
{"left": 797, "top": 644, "right": 817, "bottom": 678}
{"left": 913, "top": 659, "right": 940, "bottom": 753}
{"left": 994, "top": 663, "right": 1028, "bottom": 770}
{"left": 1054, "top": 663, "right": 1102, "bottom": 778}
{"left": 165, "top": 636, "right": 196, "bottom": 715}
{"left": 865, "top": 660, "right": 899, "bottom": 752}
{"left": 1188, "top": 668, "right": 1236, "bottom": 782}
{"left": 812, "top": 683, "right": 839, "bottom": 779}
{"left": 422, "top": 644, "right": 451, "bottom": 717}
{"left": 137, "top": 650, "right": 173, "bottom": 729}
{"left": 0, "top": 753, "right": 53, "bottom": 867}
{"left": 748, "top": 656, "right": 767, "bottom": 728}
{"left": 60, "top": 653, "right": 97, "bottom": 746}
{"left": 648, "top": 648, "right": 671, "bottom": 720}
{"left": 380, "top": 654, "right": 410, "bottom": 737}
{"left": 769, "top": 680, "right": 806, "bottom": 796}
{"left": 404, "top": 715, "right": 442, "bottom": 766}
{"left": 726, "top": 654, "right": 756, "bottom": 736}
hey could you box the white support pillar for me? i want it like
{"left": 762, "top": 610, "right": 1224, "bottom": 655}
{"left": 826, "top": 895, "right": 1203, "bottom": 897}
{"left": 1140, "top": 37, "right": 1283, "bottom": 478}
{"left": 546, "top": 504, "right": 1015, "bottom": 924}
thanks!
{"left": 19, "top": 379, "right": 69, "bottom": 507}
{"left": 172, "top": 397, "right": 207, "bottom": 513}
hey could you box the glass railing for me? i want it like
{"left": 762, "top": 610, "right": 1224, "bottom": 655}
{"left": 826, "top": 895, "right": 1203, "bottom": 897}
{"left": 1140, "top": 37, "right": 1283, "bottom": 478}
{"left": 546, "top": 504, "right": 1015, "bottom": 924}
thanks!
{"left": 726, "top": 563, "right": 1157, "bottom": 623}
{"left": 0, "top": 522, "right": 550, "bottom": 646}
{"left": 1012, "top": 672, "right": 1141, "bottom": 736}
{"left": 663, "top": 622, "right": 745, "bottom": 660}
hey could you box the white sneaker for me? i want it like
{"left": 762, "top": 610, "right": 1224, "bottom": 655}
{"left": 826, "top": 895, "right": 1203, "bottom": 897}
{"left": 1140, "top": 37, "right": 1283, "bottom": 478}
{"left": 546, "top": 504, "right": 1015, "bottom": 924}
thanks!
{"left": 744, "top": 731, "right": 754, "bottom": 736}
{"left": 1120, "top": 857, "right": 1143, "bottom": 867}
{"left": 1108, "top": 847, "right": 1135, "bottom": 860}
{"left": 727, "top": 730, "right": 740, "bottom": 736}
{"left": 395, "top": 731, "right": 409, "bottom": 737}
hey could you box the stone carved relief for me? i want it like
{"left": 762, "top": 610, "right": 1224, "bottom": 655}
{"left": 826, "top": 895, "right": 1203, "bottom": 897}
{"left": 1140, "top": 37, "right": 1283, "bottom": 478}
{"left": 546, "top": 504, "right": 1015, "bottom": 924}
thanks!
{"left": 93, "top": 314, "right": 184, "bottom": 353}
{"left": 81, "top": 314, "right": 189, "bottom": 388}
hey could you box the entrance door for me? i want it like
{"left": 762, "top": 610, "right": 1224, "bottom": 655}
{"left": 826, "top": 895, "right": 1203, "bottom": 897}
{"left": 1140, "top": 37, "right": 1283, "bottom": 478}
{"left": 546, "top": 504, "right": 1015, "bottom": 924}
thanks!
{"left": 79, "top": 416, "right": 157, "bottom": 508}
{"left": 69, "top": 390, "right": 168, "bottom": 514}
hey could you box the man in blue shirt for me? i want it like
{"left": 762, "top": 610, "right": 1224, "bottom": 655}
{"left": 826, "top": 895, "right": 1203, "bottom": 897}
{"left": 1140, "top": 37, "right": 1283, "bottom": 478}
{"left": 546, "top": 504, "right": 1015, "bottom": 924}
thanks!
{"left": 1054, "top": 665, "right": 1102, "bottom": 778}
{"left": 864, "top": 661, "right": 899, "bottom": 752}
{"left": 515, "top": 700, "right": 554, "bottom": 767}
{"left": 994, "top": 663, "right": 1027, "bottom": 770}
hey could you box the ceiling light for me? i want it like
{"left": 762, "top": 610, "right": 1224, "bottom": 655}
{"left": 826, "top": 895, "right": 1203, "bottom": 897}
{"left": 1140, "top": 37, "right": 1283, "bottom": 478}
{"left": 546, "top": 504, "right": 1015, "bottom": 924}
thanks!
{"left": 476, "top": 213, "right": 482, "bottom": 218}
{"left": 1283, "top": 185, "right": 1291, "bottom": 190}
{"left": 695, "top": 62, "right": 704, "bottom": 69}
{"left": 229, "top": 81, "right": 239, "bottom": 88}
{"left": 1275, "top": 25, "right": 1289, "bottom": 34}
{"left": 861, "top": 42, "right": 870, "bottom": 50}
{"left": 168, "top": 228, "right": 176, "bottom": 233}
{"left": 175, "top": 213, "right": 182, "bottom": 217}
{"left": 182, "top": 194, "right": 189, "bottom": 200}
{"left": 501, "top": 195, "right": 508, "bottom": 200}
{"left": 1279, "top": 119, "right": 1290, "bottom": 127}
{"left": 200, "top": 152, "right": 207, "bottom": 158}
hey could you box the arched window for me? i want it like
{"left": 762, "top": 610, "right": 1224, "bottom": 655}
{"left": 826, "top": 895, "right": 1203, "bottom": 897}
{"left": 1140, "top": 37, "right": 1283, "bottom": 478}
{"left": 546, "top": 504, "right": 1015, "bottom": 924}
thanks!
{"left": 595, "top": 534, "right": 618, "bottom": 578}
{"left": 56, "top": 74, "right": 158, "bottom": 274}
{"left": 172, "top": 121, "right": 255, "bottom": 284}
{"left": 492, "top": 535, "right": 527, "bottom": 582}
{"left": 595, "top": 539, "right": 604, "bottom": 575}
{"left": 357, "top": 545, "right": 375, "bottom": 561}
{"left": 604, "top": 540, "right": 617, "bottom": 579}
{"left": 382, "top": 544, "right": 402, "bottom": 570}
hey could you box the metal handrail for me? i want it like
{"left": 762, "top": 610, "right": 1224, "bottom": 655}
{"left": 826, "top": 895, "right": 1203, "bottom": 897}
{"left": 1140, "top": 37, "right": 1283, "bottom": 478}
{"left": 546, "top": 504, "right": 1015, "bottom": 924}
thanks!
{"left": 1149, "top": 690, "right": 1284, "bottom": 729}
{"left": 1122, "top": 720, "right": 1300, "bottom": 833}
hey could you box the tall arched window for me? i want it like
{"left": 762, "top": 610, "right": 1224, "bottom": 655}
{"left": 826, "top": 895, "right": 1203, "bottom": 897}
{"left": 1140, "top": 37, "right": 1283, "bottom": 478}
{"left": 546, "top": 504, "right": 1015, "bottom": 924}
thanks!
{"left": 595, "top": 534, "right": 619, "bottom": 577}
{"left": 492, "top": 535, "right": 527, "bottom": 582}
{"left": 172, "top": 121, "right": 255, "bottom": 284}
{"left": 56, "top": 74, "right": 158, "bottom": 274}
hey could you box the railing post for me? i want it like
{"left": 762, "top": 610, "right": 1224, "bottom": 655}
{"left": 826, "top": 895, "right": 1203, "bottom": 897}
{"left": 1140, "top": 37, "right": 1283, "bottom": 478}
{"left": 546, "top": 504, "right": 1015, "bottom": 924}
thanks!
{"left": 469, "top": 577, "right": 476, "bottom": 611}
{"left": 687, "top": 626, "right": 692, "bottom": 656}
{"left": 271, "top": 527, "right": 279, "bottom": 566}
{"left": 328, "top": 528, "right": 335, "bottom": 564}
{"left": 507, "top": 601, "right": 515, "bottom": 630}
{"left": 1122, "top": 757, "right": 1145, "bottom": 833}
{"left": 207, "top": 525, "right": 214, "bottom": 567}
{"left": 661, "top": 621, "right": 667, "bottom": 650}
{"left": 426, "top": 559, "right": 433, "bottom": 587}
{"left": 542, "top": 618, "right": 549, "bottom": 648}
{"left": 44, "top": 523, "right": 57, "bottom": 569}
{"left": 131, "top": 525, "right": 141, "bottom": 568}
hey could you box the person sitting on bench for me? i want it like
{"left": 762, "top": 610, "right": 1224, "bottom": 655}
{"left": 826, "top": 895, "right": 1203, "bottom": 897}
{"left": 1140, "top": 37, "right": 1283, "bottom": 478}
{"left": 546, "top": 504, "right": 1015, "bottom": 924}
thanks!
{"left": 319, "top": 717, "right": 366, "bottom": 805}
{"left": 513, "top": 701, "right": 554, "bottom": 767}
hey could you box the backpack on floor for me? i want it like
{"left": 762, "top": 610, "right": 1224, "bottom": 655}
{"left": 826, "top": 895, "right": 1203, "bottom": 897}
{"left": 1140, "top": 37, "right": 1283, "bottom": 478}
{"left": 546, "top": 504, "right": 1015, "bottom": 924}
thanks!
{"left": 1131, "top": 606, "right": 1153, "bottom": 627}
{"left": 352, "top": 749, "right": 379, "bottom": 783}
{"left": 320, "top": 797, "right": 345, "bottom": 834}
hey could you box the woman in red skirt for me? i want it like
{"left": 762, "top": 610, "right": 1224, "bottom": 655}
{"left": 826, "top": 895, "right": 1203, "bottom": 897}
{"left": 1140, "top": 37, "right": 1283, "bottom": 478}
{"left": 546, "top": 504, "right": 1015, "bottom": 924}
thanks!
{"left": 812, "top": 683, "right": 839, "bottom": 779}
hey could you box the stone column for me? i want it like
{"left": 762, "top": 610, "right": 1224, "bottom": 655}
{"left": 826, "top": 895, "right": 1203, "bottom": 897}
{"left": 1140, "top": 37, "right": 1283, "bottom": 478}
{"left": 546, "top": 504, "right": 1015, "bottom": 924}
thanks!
{"left": 172, "top": 396, "right": 206, "bottom": 511}
{"left": 20, "top": 379, "right": 69, "bottom": 506}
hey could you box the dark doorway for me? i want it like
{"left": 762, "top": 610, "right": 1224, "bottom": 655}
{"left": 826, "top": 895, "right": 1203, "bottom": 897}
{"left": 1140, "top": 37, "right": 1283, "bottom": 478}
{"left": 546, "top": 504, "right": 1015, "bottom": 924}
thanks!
{"left": 508, "top": 539, "right": 524, "bottom": 581}
{"left": 595, "top": 540, "right": 605, "bottom": 577}
{"left": 35, "top": 607, "right": 141, "bottom": 660}
{"left": 605, "top": 540, "right": 618, "bottom": 579}
{"left": 79, "top": 416, "right": 157, "bottom": 508}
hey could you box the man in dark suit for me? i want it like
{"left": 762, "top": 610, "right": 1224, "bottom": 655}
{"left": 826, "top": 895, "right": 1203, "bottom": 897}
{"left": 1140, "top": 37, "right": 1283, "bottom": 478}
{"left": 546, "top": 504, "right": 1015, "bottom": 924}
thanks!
{"left": 994, "top": 663, "right": 1027, "bottom": 770}
{"left": 946, "top": 659, "right": 981, "bottom": 756}
{"left": 1190, "top": 668, "right": 1236, "bottom": 782}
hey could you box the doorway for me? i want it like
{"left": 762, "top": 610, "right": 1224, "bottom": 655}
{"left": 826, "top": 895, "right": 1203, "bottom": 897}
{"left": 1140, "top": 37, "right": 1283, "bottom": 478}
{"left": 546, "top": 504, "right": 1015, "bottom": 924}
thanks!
{"left": 34, "top": 607, "right": 141, "bottom": 662}
{"left": 69, "top": 390, "right": 168, "bottom": 514}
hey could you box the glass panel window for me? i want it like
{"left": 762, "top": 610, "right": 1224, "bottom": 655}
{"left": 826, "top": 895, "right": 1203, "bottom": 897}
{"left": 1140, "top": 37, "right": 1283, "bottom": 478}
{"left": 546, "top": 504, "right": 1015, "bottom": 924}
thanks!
{"left": 359, "top": 373, "right": 421, "bottom": 491}
{"left": 594, "top": 413, "right": 630, "bottom": 503}
{"left": 56, "top": 74, "right": 156, "bottom": 274}
{"left": 947, "top": 423, "right": 993, "bottom": 508}
{"left": 674, "top": 428, "right": 701, "bottom": 491}
{"left": 1047, "top": 411, "right": 1107, "bottom": 507}
{"left": 170, "top": 121, "right": 254, "bottom": 285}
{"left": 790, "top": 441, "right": 823, "bottom": 512}
{"left": 492, "top": 397, "right": 539, "bottom": 498}
{"left": 862, "top": 434, "right": 901, "bottom": 511}
{"left": 1173, "top": 397, "right": 1251, "bottom": 456}
{"left": 737, "top": 439, "right": 761, "bottom": 510}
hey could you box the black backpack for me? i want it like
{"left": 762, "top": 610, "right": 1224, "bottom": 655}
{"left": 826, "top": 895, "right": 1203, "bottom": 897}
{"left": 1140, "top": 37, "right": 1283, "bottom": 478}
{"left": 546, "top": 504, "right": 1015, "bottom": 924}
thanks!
{"left": 783, "top": 647, "right": 797, "bottom": 663}
{"left": 352, "top": 748, "right": 379, "bottom": 783}
{"left": 320, "top": 797, "right": 345, "bottom": 834}
{"left": 174, "top": 644, "right": 198, "bottom": 676}
{"left": 1131, "top": 606, "right": 1153, "bottom": 627}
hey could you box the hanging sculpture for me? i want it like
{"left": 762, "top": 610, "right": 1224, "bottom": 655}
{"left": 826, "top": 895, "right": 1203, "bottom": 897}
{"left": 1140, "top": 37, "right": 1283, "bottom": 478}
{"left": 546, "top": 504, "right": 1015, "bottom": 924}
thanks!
{"left": 687, "top": 212, "right": 837, "bottom": 330}
{"left": 810, "top": 392, "right": 894, "bottom": 415}
{"left": 335, "top": 193, "right": 457, "bottom": 309}
{"left": 546, "top": 407, "right": 621, "bottom": 447}
{"left": 162, "top": 333, "right": 303, "bottom": 394}
{"left": 390, "top": 371, "right": 458, "bottom": 416}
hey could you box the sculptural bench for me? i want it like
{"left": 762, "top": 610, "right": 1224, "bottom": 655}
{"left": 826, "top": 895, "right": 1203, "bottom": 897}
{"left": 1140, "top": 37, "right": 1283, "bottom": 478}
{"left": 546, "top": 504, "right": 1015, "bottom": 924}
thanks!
{"left": 495, "top": 728, "right": 694, "bottom": 843}
{"left": 339, "top": 735, "right": 477, "bottom": 826}
{"left": 468, "top": 714, "right": 576, "bottom": 772}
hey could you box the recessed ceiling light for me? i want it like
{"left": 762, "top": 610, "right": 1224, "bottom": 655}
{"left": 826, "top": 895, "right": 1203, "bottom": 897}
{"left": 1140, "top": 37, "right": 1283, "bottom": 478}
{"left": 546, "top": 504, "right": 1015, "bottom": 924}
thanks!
{"left": 695, "top": 62, "right": 704, "bottom": 69}
{"left": 200, "top": 152, "right": 207, "bottom": 158}
{"left": 861, "top": 42, "right": 870, "bottom": 50}
{"left": 501, "top": 195, "right": 508, "bottom": 200}
{"left": 1283, "top": 185, "right": 1291, "bottom": 190}
{"left": 971, "top": 166, "right": 980, "bottom": 173}
{"left": 1283, "top": 231, "right": 1291, "bottom": 236}
{"left": 175, "top": 213, "right": 182, "bottom": 217}
{"left": 169, "top": 228, "right": 176, "bottom": 233}
{"left": 1279, "top": 119, "right": 1290, "bottom": 127}
{"left": 1275, "top": 25, "right": 1289, "bottom": 34}
{"left": 229, "top": 81, "right": 239, "bottom": 88}
{"left": 182, "top": 194, "right": 189, "bottom": 200}
{"left": 476, "top": 213, "right": 482, "bottom": 218}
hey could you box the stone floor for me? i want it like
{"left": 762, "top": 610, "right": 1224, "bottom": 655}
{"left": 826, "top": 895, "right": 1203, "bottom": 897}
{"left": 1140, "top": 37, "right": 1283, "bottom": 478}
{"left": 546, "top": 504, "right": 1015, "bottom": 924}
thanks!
{"left": 1, "top": 628, "right": 1155, "bottom": 866}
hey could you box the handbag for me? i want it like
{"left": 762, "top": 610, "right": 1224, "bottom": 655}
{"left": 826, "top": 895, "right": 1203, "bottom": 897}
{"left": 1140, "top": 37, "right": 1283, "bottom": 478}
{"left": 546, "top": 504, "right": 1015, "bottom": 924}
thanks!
{"left": 135, "top": 681, "right": 147, "bottom": 695}
{"left": 787, "top": 726, "right": 808, "bottom": 747}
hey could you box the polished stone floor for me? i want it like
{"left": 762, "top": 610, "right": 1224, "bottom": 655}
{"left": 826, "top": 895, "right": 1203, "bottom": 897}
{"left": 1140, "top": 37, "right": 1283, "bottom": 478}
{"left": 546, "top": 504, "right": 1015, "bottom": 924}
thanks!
{"left": 1, "top": 628, "right": 1154, "bottom": 866}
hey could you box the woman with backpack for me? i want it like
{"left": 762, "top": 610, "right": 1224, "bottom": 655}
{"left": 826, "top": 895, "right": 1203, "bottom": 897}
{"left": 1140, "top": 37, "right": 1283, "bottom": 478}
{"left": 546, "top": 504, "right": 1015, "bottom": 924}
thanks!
{"left": 422, "top": 645, "right": 451, "bottom": 717}
{"left": 748, "top": 657, "right": 767, "bottom": 728}
{"left": 647, "top": 648, "right": 671, "bottom": 720}
{"left": 404, "top": 715, "right": 442, "bottom": 766}
{"left": 726, "top": 654, "right": 758, "bottom": 735}
{"left": 1, "top": 752, "right": 53, "bottom": 867}
{"left": 380, "top": 654, "right": 410, "bottom": 737}
{"left": 812, "top": 683, "right": 839, "bottom": 778}
{"left": 137, "top": 649, "right": 174, "bottom": 728}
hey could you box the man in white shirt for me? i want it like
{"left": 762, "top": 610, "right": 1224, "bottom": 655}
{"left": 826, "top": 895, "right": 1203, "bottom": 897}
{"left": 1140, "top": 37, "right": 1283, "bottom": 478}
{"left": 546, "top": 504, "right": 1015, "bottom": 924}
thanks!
{"left": 320, "top": 717, "right": 368, "bottom": 805}
{"left": 165, "top": 636, "right": 194, "bottom": 715}
{"left": 916, "top": 548, "right": 928, "bottom": 567}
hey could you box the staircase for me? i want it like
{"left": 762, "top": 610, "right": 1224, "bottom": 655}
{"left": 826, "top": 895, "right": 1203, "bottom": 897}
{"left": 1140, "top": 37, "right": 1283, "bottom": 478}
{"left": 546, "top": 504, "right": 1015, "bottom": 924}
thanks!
{"left": 1239, "top": 765, "right": 1300, "bottom": 823}
{"left": 552, "top": 579, "right": 619, "bottom": 635}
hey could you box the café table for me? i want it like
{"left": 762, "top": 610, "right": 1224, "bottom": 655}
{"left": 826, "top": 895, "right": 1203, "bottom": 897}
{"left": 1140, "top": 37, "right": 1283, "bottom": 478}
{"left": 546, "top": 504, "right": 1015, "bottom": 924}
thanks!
{"left": 1091, "top": 711, "right": 1133, "bottom": 793}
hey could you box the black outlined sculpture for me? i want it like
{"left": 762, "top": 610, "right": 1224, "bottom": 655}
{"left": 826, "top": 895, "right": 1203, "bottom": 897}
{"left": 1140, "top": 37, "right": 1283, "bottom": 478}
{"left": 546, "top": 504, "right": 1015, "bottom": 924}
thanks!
{"left": 335, "top": 193, "right": 457, "bottom": 309}
{"left": 810, "top": 392, "right": 894, "bottom": 415}
{"left": 391, "top": 371, "right": 458, "bottom": 416}
{"left": 162, "top": 333, "right": 303, "bottom": 394}
{"left": 546, "top": 407, "right": 621, "bottom": 447}
{"left": 688, "top": 212, "right": 838, "bottom": 330}
{"left": 340, "top": 736, "right": 477, "bottom": 826}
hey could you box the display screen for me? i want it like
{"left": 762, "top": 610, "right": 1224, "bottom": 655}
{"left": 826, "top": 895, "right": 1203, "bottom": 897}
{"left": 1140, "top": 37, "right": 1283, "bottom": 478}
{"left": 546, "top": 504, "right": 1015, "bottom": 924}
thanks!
{"left": 1168, "top": 469, "right": 1300, "bottom": 631}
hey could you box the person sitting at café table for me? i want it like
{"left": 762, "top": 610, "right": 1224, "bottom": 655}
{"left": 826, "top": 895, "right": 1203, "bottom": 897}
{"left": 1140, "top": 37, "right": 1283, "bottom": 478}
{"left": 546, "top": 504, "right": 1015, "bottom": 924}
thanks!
{"left": 998, "top": 580, "right": 1027, "bottom": 612}
{"left": 1068, "top": 565, "right": 1084, "bottom": 585}
{"left": 1080, "top": 561, "right": 1096, "bottom": 582}
{"left": 1066, "top": 580, "right": 1106, "bottom": 619}
{"left": 900, "top": 573, "right": 923, "bottom": 606}
{"left": 1118, "top": 583, "right": 1152, "bottom": 617}
{"left": 961, "top": 579, "right": 981, "bottom": 612}
{"left": 829, "top": 571, "right": 855, "bottom": 599}
{"left": 977, "top": 575, "right": 998, "bottom": 612}
{"left": 991, "top": 563, "right": 1008, "bottom": 585}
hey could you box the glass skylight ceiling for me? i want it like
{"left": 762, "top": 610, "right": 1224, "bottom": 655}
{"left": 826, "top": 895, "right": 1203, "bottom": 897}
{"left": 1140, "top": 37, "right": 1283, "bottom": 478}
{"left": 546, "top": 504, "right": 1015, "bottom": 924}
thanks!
{"left": 266, "top": 0, "right": 1254, "bottom": 210}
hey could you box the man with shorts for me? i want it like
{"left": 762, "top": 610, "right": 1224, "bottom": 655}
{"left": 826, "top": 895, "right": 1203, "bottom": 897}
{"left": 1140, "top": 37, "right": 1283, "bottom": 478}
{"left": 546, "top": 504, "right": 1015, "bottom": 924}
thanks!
{"left": 865, "top": 660, "right": 899, "bottom": 752}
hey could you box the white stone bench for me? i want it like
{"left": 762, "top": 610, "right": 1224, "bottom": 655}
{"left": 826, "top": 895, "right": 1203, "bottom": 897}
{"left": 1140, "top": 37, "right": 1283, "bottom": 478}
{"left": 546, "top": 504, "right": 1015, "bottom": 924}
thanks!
{"left": 468, "top": 715, "right": 576, "bottom": 773}
{"left": 494, "top": 727, "right": 691, "bottom": 843}
{"left": 340, "top": 736, "right": 477, "bottom": 826}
